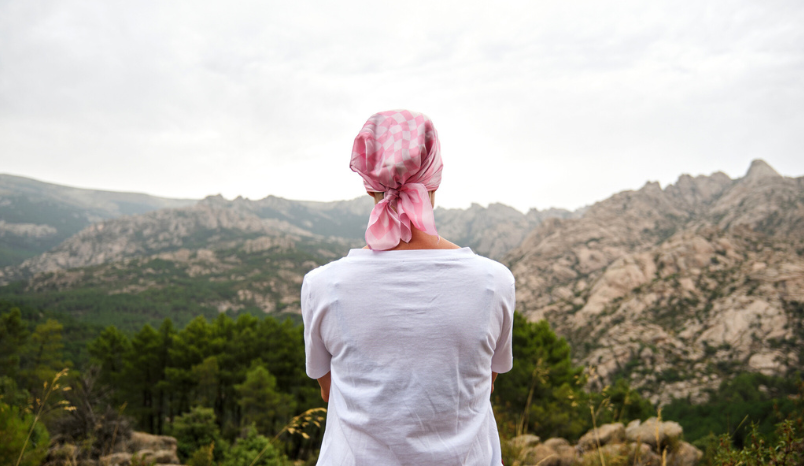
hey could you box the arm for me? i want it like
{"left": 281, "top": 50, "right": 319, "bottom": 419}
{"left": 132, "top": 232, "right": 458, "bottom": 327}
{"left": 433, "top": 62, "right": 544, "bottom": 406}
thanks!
{"left": 492, "top": 372, "right": 498, "bottom": 394}
{"left": 318, "top": 371, "right": 331, "bottom": 402}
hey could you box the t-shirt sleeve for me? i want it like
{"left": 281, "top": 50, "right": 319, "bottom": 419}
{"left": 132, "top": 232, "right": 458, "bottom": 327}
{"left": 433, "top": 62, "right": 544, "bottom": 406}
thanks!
{"left": 490, "top": 272, "right": 515, "bottom": 373}
{"left": 301, "top": 273, "right": 332, "bottom": 379}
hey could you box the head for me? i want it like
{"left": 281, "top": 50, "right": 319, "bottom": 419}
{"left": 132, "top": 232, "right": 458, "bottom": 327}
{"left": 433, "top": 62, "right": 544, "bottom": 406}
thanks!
{"left": 351, "top": 110, "right": 443, "bottom": 250}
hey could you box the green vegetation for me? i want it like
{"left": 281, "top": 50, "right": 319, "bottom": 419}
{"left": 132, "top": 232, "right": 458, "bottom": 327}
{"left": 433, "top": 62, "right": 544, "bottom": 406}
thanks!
{"left": 664, "top": 372, "right": 802, "bottom": 449}
{"left": 704, "top": 421, "right": 803, "bottom": 466}
{"left": 0, "top": 236, "right": 344, "bottom": 333}
{"left": 0, "top": 303, "right": 322, "bottom": 464}
{"left": 2, "top": 300, "right": 802, "bottom": 465}
{"left": 492, "top": 314, "right": 654, "bottom": 441}
{"left": 493, "top": 314, "right": 588, "bottom": 439}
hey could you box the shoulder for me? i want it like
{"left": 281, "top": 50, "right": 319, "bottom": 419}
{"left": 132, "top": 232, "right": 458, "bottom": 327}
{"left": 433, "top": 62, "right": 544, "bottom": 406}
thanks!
{"left": 465, "top": 253, "right": 515, "bottom": 286}
{"left": 303, "top": 256, "right": 348, "bottom": 288}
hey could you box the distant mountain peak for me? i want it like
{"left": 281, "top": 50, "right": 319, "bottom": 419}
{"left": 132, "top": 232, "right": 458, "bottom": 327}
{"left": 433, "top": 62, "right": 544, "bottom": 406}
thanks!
{"left": 743, "top": 159, "right": 781, "bottom": 183}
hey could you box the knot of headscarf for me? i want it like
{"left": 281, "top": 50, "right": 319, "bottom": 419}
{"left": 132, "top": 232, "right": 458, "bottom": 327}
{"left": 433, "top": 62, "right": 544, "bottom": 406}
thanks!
{"left": 350, "top": 110, "right": 443, "bottom": 250}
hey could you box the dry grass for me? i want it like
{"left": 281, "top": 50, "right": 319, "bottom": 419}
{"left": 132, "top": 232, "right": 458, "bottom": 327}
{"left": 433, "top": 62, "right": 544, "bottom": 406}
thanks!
{"left": 15, "top": 368, "right": 74, "bottom": 466}
{"left": 247, "top": 407, "right": 327, "bottom": 466}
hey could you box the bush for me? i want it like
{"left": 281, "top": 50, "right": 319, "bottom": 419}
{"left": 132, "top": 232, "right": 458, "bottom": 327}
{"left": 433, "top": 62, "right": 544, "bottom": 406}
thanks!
{"left": 187, "top": 443, "right": 215, "bottom": 466}
{"left": 664, "top": 373, "right": 801, "bottom": 447}
{"left": 169, "top": 406, "right": 228, "bottom": 462}
{"left": 585, "top": 378, "right": 654, "bottom": 427}
{"left": 0, "top": 401, "right": 50, "bottom": 466}
{"left": 221, "top": 426, "right": 290, "bottom": 466}
{"left": 711, "top": 420, "right": 803, "bottom": 466}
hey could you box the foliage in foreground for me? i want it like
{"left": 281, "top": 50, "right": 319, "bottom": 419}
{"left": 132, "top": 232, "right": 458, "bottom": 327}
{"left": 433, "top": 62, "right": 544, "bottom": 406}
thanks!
{"left": 493, "top": 313, "right": 654, "bottom": 442}
{"left": 664, "top": 372, "right": 802, "bottom": 448}
{"left": 0, "top": 401, "right": 50, "bottom": 466}
{"left": 709, "top": 420, "right": 803, "bottom": 466}
{"left": 3, "top": 300, "right": 803, "bottom": 465}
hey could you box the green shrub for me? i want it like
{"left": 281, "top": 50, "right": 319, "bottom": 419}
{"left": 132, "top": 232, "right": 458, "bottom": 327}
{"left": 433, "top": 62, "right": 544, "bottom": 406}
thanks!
{"left": 711, "top": 420, "right": 802, "bottom": 466}
{"left": 169, "top": 406, "right": 228, "bottom": 461}
{"left": 221, "top": 426, "right": 290, "bottom": 466}
{"left": 187, "top": 443, "right": 215, "bottom": 466}
{"left": 0, "top": 401, "right": 50, "bottom": 466}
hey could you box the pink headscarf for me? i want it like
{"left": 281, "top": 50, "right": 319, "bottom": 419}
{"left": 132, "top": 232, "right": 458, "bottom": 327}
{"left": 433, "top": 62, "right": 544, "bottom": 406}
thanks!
{"left": 350, "top": 110, "right": 443, "bottom": 250}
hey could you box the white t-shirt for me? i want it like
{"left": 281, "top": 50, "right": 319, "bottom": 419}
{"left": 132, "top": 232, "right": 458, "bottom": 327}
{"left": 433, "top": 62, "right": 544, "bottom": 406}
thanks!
{"left": 302, "top": 247, "right": 515, "bottom": 466}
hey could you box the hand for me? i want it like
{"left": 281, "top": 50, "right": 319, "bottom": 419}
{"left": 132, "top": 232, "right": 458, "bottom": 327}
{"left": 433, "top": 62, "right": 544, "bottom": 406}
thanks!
{"left": 491, "top": 372, "right": 498, "bottom": 394}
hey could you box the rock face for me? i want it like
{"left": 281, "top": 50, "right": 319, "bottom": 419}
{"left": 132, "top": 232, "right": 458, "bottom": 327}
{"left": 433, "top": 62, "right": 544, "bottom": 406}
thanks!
{"left": 436, "top": 203, "right": 580, "bottom": 260}
{"left": 506, "top": 159, "right": 804, "bottom": 403}
{"left": 0, "top": 202, "right": 315, "bottom": 285}
{"left": 509, "top": 418, "right": 701, "bottom": 466}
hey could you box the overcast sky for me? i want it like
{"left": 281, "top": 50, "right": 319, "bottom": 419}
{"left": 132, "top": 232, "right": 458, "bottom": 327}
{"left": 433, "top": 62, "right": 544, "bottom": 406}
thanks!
{"left": 1, "top": 0, "right": 802, "bottom": 213}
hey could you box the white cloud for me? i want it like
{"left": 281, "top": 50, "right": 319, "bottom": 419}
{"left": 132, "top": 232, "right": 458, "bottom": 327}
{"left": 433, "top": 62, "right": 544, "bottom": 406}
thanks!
{"left": 1, "top": 0, "right": 802, "bottom": 213}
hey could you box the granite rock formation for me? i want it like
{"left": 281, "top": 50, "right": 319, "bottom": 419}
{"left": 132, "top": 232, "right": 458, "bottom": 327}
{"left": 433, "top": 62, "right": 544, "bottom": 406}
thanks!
{"left": 506, "top": 160, "right": 804, "bottom": 403}
{"left": 508, "top": 418, "right": 702, "bottom": 466}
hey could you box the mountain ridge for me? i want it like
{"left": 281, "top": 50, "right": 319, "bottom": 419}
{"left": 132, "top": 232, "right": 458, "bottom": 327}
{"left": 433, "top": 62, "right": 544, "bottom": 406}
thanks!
{"left": 2, "top": 160, "right": 802, "bottom": 405}
{"left": 506, "top": 159, "right": 804, "bottom": 403}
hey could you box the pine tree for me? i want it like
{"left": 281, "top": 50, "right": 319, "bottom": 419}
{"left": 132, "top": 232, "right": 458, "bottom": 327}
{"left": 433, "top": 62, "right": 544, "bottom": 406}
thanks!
{"left": 492, "top": 313, "right": 587, "bottom": 440}
{"left": 0, "top": 307, "right": 28, "bottom": 379}
{"left": 235, "top": 364, "right": 293, "bottom": 436}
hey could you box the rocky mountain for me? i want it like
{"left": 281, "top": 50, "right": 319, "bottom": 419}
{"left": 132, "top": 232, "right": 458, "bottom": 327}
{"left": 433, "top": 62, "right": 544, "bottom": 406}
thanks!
{"left": 0, "top": 174, "right": 196, "bottom": 267}
{"left": 0, "top": 202, "right": 350, "bottom": 330}
{"left": 0, "top": 183, "right": 578, "bottom": 330}
{"left": 6, "top": 161, "right": 799, "bottom": 405}
{"left": 0, "top": 174, "right": 579, "bottom": 283}
{"left": 436, "top": 203, "right": 580, "bottom": 259}
{"left": 201, "top": 194, "right": 580, "bottom": 260}
{"left": 506, "top": 160, "right": 804, "bottom": 404}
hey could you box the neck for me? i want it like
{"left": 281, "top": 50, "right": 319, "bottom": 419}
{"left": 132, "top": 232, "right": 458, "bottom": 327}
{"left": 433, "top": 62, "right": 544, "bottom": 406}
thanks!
{"left": 390, "top": 227, "right": 441, "bottom": 250}
{"left": 367, "top": 226, "right": 460, "bottom": 251}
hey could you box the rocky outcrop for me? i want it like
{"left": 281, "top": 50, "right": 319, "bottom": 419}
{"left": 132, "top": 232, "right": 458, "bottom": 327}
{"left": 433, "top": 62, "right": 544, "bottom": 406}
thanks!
{"left": 98, "top": 431, "right": 181, "bottom": 465}
{"left": 507, "top": 160, "right": 804, "bottom": 402}
{"left": 0, "top": 220, "right": 58, "bottom": 238}
{"left": 625, "top": 418, "right": 683, "bottom": 448}
{"left": 509, "top": 419, "right": 701, "bottom": 466}
{"left": 436, "top": 203, "right": 579, "bottom": 260}
{"left": 0, "top": 203, "right": 311, "bottom": 284}
{"left": 577, "top": 422, "right": 625, "bottom": 451}
{"left": 46, "top": 431, "right": 182, "bottom": 466}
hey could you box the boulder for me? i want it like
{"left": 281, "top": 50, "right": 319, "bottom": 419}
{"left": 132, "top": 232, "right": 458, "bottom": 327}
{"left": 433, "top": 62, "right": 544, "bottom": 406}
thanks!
{"left": 99, "top": 452, "right": 132, "bottom": 466}
{"left": 667, "top": 441, "right": 703, "bottom": 466}
{"left": 521, "top": 444, "right": 561, "bottom": 466}
{"left": 552, "top": 443, "right": 576, "bottom": 466}
{"left": 138, "top": 449, "right": 181, "bottom": 464}
{"left": 581, "top": 443, "right": 661, "bottom": 466}
{"left": 578, "top": 422, "right": 626, "bottom": 451}
{"left": 509, "top": 434, "right": 541, "bottom": 450}
{"left": 542, "top": 437, "right": 569, "bottom": 449}
{"left": 626, "top": 417, "right": 683, "bottom": 449}
{"left": 580, "top": 444, "right": 628, "bottom": 465}
{"left": 631, "top": 443, "right": 663, "bottom": 466}
{"left": 128, "top": 432, "right": 178, "bottom": 453}
{"left": 519, "top": 438, "right": 576, "bottom": 466}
